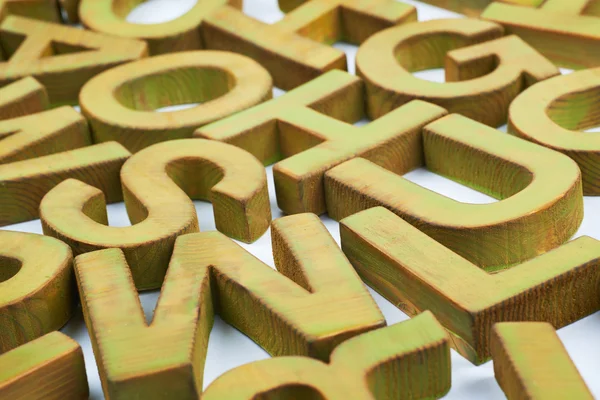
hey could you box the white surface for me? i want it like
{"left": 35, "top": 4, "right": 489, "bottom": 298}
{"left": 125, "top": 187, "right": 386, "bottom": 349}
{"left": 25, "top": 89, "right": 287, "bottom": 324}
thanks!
{"left": 4, "top": 0, "right": 600, "bottom": 398}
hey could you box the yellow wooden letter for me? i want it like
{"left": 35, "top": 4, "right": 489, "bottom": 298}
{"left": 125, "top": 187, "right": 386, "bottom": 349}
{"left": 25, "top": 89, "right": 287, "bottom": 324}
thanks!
{"left": 74, "top": 213, "right": 384, "bottom": 399}
{"left": 203, "top": 311, "right": 450, "bottom": 400}
{"left": 340, "top": 206, "right": 600, "bottom": 364}
{"left": 0, "top": 231, "right": 75, "bottom": 353}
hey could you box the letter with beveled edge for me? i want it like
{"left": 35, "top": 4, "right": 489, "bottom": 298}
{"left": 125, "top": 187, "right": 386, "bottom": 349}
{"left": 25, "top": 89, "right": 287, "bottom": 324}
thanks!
{"left": 0, "top": 332, "right": 88, "bottom": 399}
{"left": 325, "top": 113, "right": 582, "bottom": 270}
{"left": 80, "top": 50, "right": 272, "bottom": 153}
{"left": 0, "top": 231, "right": 75, "bottom": 354}
{"left": 482, "top": 0, "right": 600, "bottom": 69}
{"left": 339, "top": 206, "right": 600, "bottom": 364}
{"left": 0, "top": 15, "right": 147, "bottom": 105}
{"left": 202, "top": 0, "right": 415, "bottom": 90}
{"left": 74, "top": 213, "right": 384, "bottom": 399}
{"left": 41, "top": 139, "right": 271, "bottom": 290}
{"left": 203, "top": 311, "right": 450, "bottom": 400}
{"left": 491, "top": 322, "right": 593, "bottom": 400}
{"left": 509, "top": 67, "right": 600, "bottom": 195}
{"left": 356, "top": 18, "right": 559, "bottom": 127}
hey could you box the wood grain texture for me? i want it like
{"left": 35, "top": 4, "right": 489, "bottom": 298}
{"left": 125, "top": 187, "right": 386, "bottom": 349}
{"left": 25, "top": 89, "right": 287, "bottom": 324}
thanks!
{"left": 270, "top": 100, "right": 445, "bottom": 215}
{"left": 41, "top": 139, "right": 271, "bottom": 290}
{"left": 203, "top": 311, "right": 450, "bottom": 400}
{"left": 0, "top": 77, "right": 48, "bottom": 120}
{"left": 0, "top": 231, "right": 75, "bottom": 354}
{"left": 202, "top": 0, "right": 416, "bottom": 90}
{"left": 80, "top": 50, "right": 272, "bottom": 153}
{"left": 356, "top": 18, "right": 559, "bottom": 127}
{"left": 0, "top": 15, "right": 148, "bottom": 105}
{"left": 79, "top": 0, "right": 241, "bottom": 55}
{"left": 509, "top": 67, "right": 600, "bottom": 195}
{"left": 339, "top": 206, "right": 600, "bottom": 364}
{"left": 0, "top": 107, "right": 91, "bottom": 164}
{"left": 0, "top": 142, "right": 130, "bottom": 227}
{"left": 0, "top": 332, "right": 88, "bottom": 400}
{"left": 325, "top": 113, "right": 583, "bottom": 270}
{"left": 195, "top": 70, "right": 364, "bottom": 164}
{"left": 482, "top": 0, "right": 600, "bottom": 69}
{"left": 199, "top": 70, "right": 445, "bottom": 215}
{"left": 74, "top": 213, "right": 384, "bottom": 399}
{"left": 275, "top": 0, "right": 416, "bottom": 44}
{"left": 415, "top": 0, "right": 543, "bottom": 17}
{"left": 0, "top": 0, "right": 62, "bottom": 23}
{"left": 491, "top": 322, "right": 593, "bottom": 400}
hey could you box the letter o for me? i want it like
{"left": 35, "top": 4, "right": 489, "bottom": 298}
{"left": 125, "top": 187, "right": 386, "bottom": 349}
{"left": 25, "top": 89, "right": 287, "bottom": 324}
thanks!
{"left": 80, "top": 50, "right": 273, "bottom": 153}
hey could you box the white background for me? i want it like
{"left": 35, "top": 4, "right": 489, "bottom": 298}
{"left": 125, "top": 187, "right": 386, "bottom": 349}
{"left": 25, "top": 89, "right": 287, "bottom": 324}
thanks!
{"left": 4, "top": 0, "right": 600, "bottom": 398}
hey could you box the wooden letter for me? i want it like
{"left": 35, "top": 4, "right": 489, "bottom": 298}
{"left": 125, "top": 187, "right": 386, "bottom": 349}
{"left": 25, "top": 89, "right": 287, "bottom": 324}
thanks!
{"left": 0, "top": 107, "right": 91, "bottom": 164}
{"left": 356, "top": 18, "right": 559, "bottom": 126}
{"left": 197, "top": 69, "right": 427, "bottom": 215}
{"left": 339, "top": 206, "right": 600, "bottom": 364}
{"left": 74, "top": 213, "right": 384, "bottom": 398}
{"left": 202, "top": 0, "right": 416, "bottom": 90}
{"left": 0, "top": 77, "right": 48, "bottom": 120}
{"left": 326, "top": 113, "right": 582, "bottom": 270}
{"left": 80, "top": 50, "right": 272, "bottom": 153}
{"left": 509, "top": 67, "right": 600, "bottom": 195}
{"left": 203, "top": 311, "right": 450, "bottom": 400}
{"left": 0, "top": 15, "right": 148, "bottom": 105}
{"left": 41, "top": 139, "right": 271, "bottom": 290}
{"left": 482, "top": 0, "right": 600, "bottom": 69}
{"left": 0, "top": 142, "right": 130, "bottom": 226}
{"left": 0, "top": 332, "right": 88, "bottom": 399}
{"left": 195, "top": 70, "right": 363, "bottom": 164}
{"left": 491, "top": 322, "right": 593, "bottom": 400}
{"left": 79, "top": 0, "right": 240, "bottom": 55}
{"left": 0, "top": 231, "right": 75, "bottom": 353}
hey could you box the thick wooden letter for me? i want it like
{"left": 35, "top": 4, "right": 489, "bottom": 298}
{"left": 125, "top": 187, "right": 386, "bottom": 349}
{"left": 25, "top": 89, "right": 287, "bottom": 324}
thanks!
{"left": 80, "top": 50, "right": 272, "bottom": 153}
{"left": 41, "top": 139, "right": 271, "bottom": 290}
{"left": 509, "top": 67, "right": 600, "bottom": 195}
{"left": 0, "top": 77, "right": 48, "bottom": 120}
{"left": 203, "top": 311, "right": 450, "bottom": 400}
{"left": 491, "top": 322, "right": 593, "bottom": 400}
{"left": 0, "top": 332, "right": 88, "bottom": 399}
{"left": 0, "top": 231, "right": 74, "bottom": 353}
{"left": 340, "top": 206, "right": 600, "bottom": 364}
{"left": 197, "top": 70, "right": 439, "bottom": 215}
{"left": 0, "top": 15, "right": 147, "bottom": 105}
{"left": 356, "top": 18, "right": 559, "bottom": 126}
{"left": 482, "top": 0, "right": 600, "bottom": 69}
{"left": 0, "top": 142, "right": 129, "bottom": 226}
{"left": 326, "top": 113, "right": 582, "bottom": 270}
{"left": 195, "top": 70, "right": 363, "bottom": 164}
{"left": 0, "top": 107, "right": 90, "bottom": 164}
{"left": 202, "top": 0, "right": 415, "bottom": 90}
{"left": 0, "top": 75, "right": 129, "bottom": 226}
{"left": 80, "top": 0, "right": 241, "bottom": 55}
{"left": 75, "top": 213, "right": 384, "bottom": 399}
